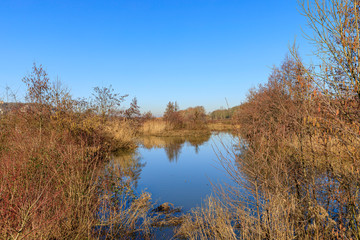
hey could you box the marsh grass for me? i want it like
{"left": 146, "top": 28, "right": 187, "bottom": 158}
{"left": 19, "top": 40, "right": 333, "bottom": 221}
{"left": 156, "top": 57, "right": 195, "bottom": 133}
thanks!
{"left": 140, "top": 119, "right": 212, "bottom": 139}
{"left": 207, "top": 120, "right": 238, "bottom": 132}
{"left": 140, "top": 119, "right": 167, "bottom": 135}
{"left": 174, "top": 197, "right": 237, "bottom": 240}
{"left": 104, "top": 119, "right": 137, "bottom": 150}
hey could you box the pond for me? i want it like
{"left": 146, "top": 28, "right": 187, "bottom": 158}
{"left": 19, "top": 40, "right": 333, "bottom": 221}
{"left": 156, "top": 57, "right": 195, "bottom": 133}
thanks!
{"left": 112, "top": 132, "right": 238, "bottom": 212}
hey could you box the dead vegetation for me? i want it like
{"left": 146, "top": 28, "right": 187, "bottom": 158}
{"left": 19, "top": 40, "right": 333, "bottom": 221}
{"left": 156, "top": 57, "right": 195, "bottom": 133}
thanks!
{"left": 174, "top": 1, "right": 360, "bottom": 238}
{"left": 3, "top": 0, "right": 360, "bottom": 239}
{"left": 0, "top": 64, "right": 157, "bottom": 239}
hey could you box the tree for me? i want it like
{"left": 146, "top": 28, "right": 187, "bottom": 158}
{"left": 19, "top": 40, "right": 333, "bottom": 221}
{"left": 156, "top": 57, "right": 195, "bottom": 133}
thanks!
{"left": 142, "top": 111, "right": 154, "bottom": 120}
{"left": 124, "top": 97, "right": 141, "bottom": 119}
{"left": 174, "top": 101, "right": 179, "bottom": 111}
{"left": 180, "top": 106, "right": 207, "bottom": 129}
{"left": 22, "top": 64, "right": 74, "bottom": 113}
{"left": 22, "top": 63, "right": 51, "bottom": 105}
{"left": 298, "top": 0, "right": 360, "bottom": 101}
{"left": 163, "top": 101, "right": 183, "bottom": 128}
{"left": 49, "top": 79, "right": 73, "bottom": 111}
{"left": 92, "top": 85, "right": 128, "bottom": 119}
{"left": 292, "top": 1, "right": 360, "bottom": 237}
{"left": 163, "top": 101, "right": 176, "bottom": 120}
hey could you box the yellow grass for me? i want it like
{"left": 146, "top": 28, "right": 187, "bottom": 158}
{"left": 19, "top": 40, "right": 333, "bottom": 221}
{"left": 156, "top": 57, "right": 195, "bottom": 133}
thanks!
{"left": 175, "top": 197, "right": 237, "bottom": 240}
{"left": 140, "top": 119, "right": 167, "bottom": 135}
{"left": 105, "top": 119, "right": 137, "bottom": 150}
{"left": 140, "top": 119, "right": 212, "bottom": 137}
{"left": 207, "top": 121, "right": 241, "bottom": 132}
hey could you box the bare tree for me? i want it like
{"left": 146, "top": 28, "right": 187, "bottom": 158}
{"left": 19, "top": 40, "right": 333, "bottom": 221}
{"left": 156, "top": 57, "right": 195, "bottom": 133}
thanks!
{"left": 298, "top": 0, "right": 360, "bottom": 100}
{"left": 92, "top": 85, "right": 128, "bottom": 119}
{"left": 124, "top": 97, "right": 141, "bottom": 119}
{"left": 22, "top": 63, "right": 51, "bottom": 105}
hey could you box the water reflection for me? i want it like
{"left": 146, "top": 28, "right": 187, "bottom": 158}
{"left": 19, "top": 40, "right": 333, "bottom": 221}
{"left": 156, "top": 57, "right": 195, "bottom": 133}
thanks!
{"left": 100, "top": 132, "right": 237, "bottom": 239}
{"left": 139, "top": 134, "right": 211, "bottom": 162}
{"left": 164, "top": 138, "right": 182, "bottom": 162}
{"left": 136, "top": 132, "right": 235, "bottom": 211}
{"left": 110, "top": 150, "right": 145, "bottom": 190}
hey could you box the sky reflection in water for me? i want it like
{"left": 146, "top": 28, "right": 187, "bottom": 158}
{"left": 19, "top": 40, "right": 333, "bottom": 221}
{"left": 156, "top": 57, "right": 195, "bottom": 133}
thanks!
{"left": 135, "top": 132, "right": 237, "bottom": 212}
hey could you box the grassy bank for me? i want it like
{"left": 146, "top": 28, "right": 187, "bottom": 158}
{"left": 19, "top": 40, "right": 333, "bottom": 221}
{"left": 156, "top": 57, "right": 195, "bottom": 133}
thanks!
{"left": 140, "top": 119, "right": 211, "bottom": 137}
{"left": 140, "top": 118, "right": 236, "bottom": 137}
{"left": 207, "top": 120, "right": 239, "bottom": 132}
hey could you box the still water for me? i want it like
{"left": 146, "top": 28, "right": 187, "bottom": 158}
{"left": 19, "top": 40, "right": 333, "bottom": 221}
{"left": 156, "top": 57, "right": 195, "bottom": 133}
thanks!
{"left": 112, "top": 132, "right": 238, "bottom": 211}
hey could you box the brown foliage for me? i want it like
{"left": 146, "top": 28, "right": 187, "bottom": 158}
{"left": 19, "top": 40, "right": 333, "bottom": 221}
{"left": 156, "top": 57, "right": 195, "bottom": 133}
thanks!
{"left": 179, "top": 106, "right": 208, "bottom": 130}
{"left": 163, "top": 101, "right": 184, "bottom": 129}
{"left": 224, "top": 54, "right": 359, "bottom": 238}
{"left": 163, "top": 101, "right": 208, "bottom": 130}
{"left": 0, "top": 64, "right": 151, "bottom": 239}
{"left": 177, "top": 51, "right": 360, "bottom": 238}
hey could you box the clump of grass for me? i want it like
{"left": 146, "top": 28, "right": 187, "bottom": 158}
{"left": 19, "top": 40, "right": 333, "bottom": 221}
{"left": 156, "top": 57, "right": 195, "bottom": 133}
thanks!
{"left": 140, "top": 119, "right": 167, "bottom": 135}
{"left": 104, "top": 119, "right": 137, "bottom": 150}
{"left": 140, "top": 119, "right": 212, "bottom": 138}
{"left": 207, "top": 120, "right": 239, "bottom": 132}
{"left": 175, "top": 197, "right": 237, "bottom": 240}
{"left": 95, "top": 192, "right": 154, "bottom": 239}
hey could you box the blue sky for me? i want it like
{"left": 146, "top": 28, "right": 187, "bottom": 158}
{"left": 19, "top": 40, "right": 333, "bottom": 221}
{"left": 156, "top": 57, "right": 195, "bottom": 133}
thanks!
{"left": 0, "top": 0, "right": 313, "bottom": 115}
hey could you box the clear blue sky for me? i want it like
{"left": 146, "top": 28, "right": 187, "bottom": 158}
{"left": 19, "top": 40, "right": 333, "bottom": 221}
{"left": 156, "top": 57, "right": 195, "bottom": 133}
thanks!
{"left": 0, "top": 0, "right": 313, "bottom": 116}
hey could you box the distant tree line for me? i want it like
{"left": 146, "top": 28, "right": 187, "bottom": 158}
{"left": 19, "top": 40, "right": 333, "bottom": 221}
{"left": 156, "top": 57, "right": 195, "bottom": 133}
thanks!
{"left": 163, "top": 101, "right": 207, "bottom": 129}
{"left": 209, "top": 106, "right": 241, "bottom": 120}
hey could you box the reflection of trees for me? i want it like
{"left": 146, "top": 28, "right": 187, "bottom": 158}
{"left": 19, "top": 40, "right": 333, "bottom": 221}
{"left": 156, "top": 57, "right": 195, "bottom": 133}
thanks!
{"left": 99, "top": 150, "right": 145, "bottom": 225}
{"left": 98, "top": 151, "right": 150, "bottom": 239}
{"left": 109, "top": 150, "right": 145, "bottom": 190}
{"left": 219, "top": 136, "right": 360, "bottom": 239}
{"left": 164, "top": 138, "right": 183, "bottom": 162}
{"left": 186, "top": 134, "right": 211, "bottom": 154}
{"left": 140, "top": 134, "right": 211, "bottom": 162}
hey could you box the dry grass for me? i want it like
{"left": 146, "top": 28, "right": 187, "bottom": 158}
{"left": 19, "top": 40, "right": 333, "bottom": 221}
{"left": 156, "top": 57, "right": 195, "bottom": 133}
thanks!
{"left": 0, "top": 112, "right": 105, "bottom": 239}
{"left": 140, "top": 119, "right": 212, "bottom": 138}
{"left": 104, "top": 119, "right": 137, "bottom": 150}
{"left": 0, "top": 107, "right": 147, "bottom": 239}
{"left": 0, "top": 104, "right": 195, "bottom": 239}
{"left": 95, "top": 192, "right": 154, "bottom": 239}
{"left": 207, "top": 121, "right": 240, "bottom": 132}
{"left": 140, "top": 119, "right": 167, "bottom": 135}
{"left": 175, "top": 197, "right": 237, "bottom": 240}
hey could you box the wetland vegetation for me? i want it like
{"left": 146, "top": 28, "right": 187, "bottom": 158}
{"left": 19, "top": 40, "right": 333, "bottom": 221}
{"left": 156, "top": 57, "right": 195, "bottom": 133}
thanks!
{"left": 2, "top": 0, "right": 360, "bottom": 239}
